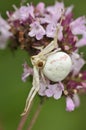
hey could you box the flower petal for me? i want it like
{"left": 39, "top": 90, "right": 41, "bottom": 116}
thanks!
{"left": 70, "top": 16, "right": 86, "bottom": 35}
{"left": 22, "top": 62, "right": 33, "bottom": 82}
{"left": 73, "top": 94, "right": 80, "bottom": 107}
{"left": 45, "top": 89, "right": 53, "bottom": 97}
{"left": 71, "top": 52, "right": 85, "bottom": 76}
{"left": 66, "top": 96, "right": 75, "bottom": 112}
{"left": 29, "top": 21, "right": 45, "bottom": 40}
{"left": 76, "top": 34, "right": 86, "bottom": 47}
{"left": 54, "top": 89, "right": 62, "bottom": 99}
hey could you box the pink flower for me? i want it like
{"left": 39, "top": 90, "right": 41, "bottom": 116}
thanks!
{"left": 0, "top": 15, "right": 12, "bottom": 49}
{"left": 46, "top": 1, "right": 64, "bottom": 22}
{"left": 29, "top": 21, "right": 45, "bottom": 40}
{"left": 82, "top": 82, "right": 86, "bottom": 88}
{"left": 66, "top": 94, "right": 80, "bottom": 112}
{"left": 71, "top": 52, "right": 85, "bottom": 76}
{"left": 38, "top": 79, "right": 64, "bottom": 100}
{"left": 45, "top": 82, "right": 64, "bottom": 99}
{"left": 66, "top": 96, "right": 75, "bottom": 112}
{"left": 8, "top": 5, "right": 34, "bottom": 21}
{"left": 7, "top": 5, "right": 20, "bottom": 21}
{"left": 46, "top": 23, "right": 63, "bottom": 41}
{"left": 19, "top": 5, "right": 34, "bottom": 21}
{"left": 36, "top": 2, "right": 45, "bottom": 14}
{"left": 22, "top": 62, "right": 33, "bottom": 82}
{"left": 76, "top": 34, "right": 86, "bottom": 47}
{"left": 70, "top": 16, "right": 86, "bottom": 35}
{"left": 65, "top": 5, "right": 74, "bottom": 16}
{"left": 73, "top": 94, "right": 80, "bottom": 107}
{"left": 40, "top": 14, "right": 55, "bottom": 24}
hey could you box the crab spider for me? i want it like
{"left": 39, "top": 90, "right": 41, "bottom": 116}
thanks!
{"left": 21, "top": 24, "right": 62, "bottom": 115}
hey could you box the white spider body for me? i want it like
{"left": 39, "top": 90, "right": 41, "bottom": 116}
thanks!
{"left": 43, "top": 52, "right": 72, "bottom": 82}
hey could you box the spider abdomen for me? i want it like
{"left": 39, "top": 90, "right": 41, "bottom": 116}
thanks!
{"left": 43, "top": 52, "right": 72, "bottom": 82}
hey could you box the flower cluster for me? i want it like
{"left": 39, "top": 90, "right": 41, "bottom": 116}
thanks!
{"left": 0, "top": 1, "right": 86, "bottom": 112}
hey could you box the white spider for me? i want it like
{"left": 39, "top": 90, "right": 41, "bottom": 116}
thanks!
{"left": 21, "top": 24, "right": 61, "bottom": 116}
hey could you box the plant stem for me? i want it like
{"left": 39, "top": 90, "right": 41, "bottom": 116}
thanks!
{"left": 17, "top": 103, "right": 33, "bottom": 130}
{"left": 27, "top": 98, "right": 45, "bottom": 130}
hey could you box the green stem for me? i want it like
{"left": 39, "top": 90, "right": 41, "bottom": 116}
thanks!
{"left": 17, "top": 102, "right": 33, "bottom": 130}
{"left": 27, "top": 97, "right": 45, "bottom": 130}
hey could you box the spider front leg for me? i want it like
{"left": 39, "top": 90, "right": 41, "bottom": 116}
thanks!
{"left": 21, "top": 66, "right": 40, "bottom": 116}
{"left": 39, "top": 25, "right": 61, "bottom": 57}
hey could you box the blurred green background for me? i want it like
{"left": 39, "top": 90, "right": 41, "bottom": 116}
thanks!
{"left": 0, "top": 0, "right": 86, "bottom": 130}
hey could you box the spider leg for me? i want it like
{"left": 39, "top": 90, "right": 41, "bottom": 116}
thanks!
{"left": 24, "top": 67, "right": 39, "bottom": 110}
{"left": 40, "top": 70, "right": 47, "bottom": 84}
{"left": 53, "top": 26, "right": 59, "bottom": 46}
{"left": 39, "top": 26, "right": 61, "bottom": 57}
{"left": 45, "top": 48, "right": 61, "bottom": 57}
{"left": 24, "top": 85, "right": 35, "bottom": 110}
{"left": 21, "top": 66, "right": 40, "bottom": 116}
{"left": 23, "top": 84, "right": 39, "bottom": 115}
{"left": 39, "top": 41, "right": 56, "bottom": 56}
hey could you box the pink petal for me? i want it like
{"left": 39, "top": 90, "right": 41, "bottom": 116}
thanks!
{"left": 70, "top": 16, "right": 86, "bottom": 35}
{"left": 36, "top": 2, "right": 45, "bottom": 14}
{"left": 71, "top": 52, "right": 85, "bottom": 76}
{"left": 29, "top": 22, "right": 45, "bottom": 40}
{"left": 38, "top": 80, "right": 46, "bottom": 96}
{"left": 66, "top": 97, "right": 75, "bottom": 112}
{"left": 81, "top": 82, "right": 86, "bottom": 89}
{"left": 54, "top": 90, "right": 62, "bottom": 99}
{"left": 45, "top": 89, "right": 53, "bottom": 97}
{"left": 73, "top": 94, "right": 80, "bottom": 108}
{"left": 46, "top": 23, "right": 56, "bottom": 38}
{"left": 46, "top": 23, "right": 63, "bottom": 40}
{"left": 65, "top": 5, "right": 74, "bottom": 16}
{"left": 22, "top": 62, "right": 33, "bottom": 82}
{"left": 76, "top": 35, "right": 86, "bottom": 47}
